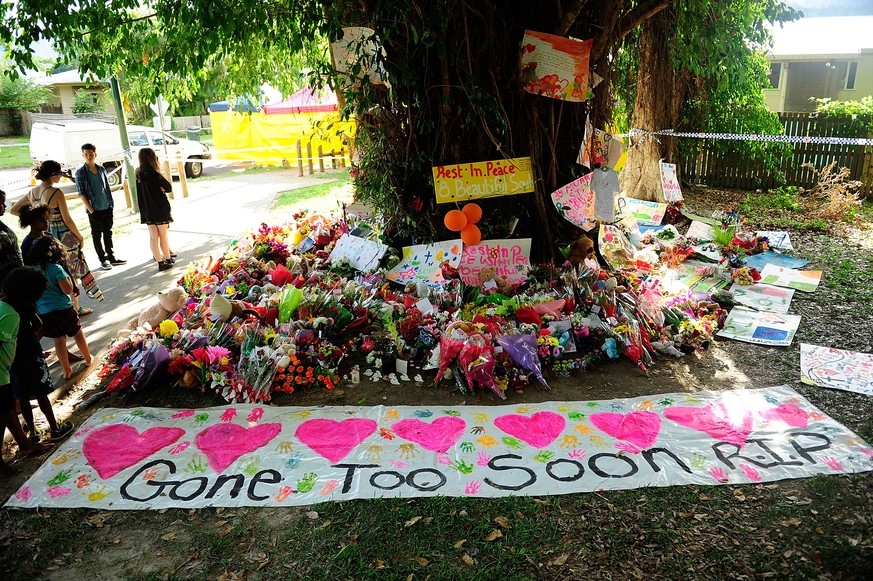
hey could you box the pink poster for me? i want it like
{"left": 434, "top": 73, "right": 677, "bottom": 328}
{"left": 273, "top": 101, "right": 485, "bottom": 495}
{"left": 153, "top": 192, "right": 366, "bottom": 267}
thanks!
{"left": 521, "top": 31, "right": 593, "bottom": 102}
{"left": 551, "top": 174, "right": 595, "bottom": 229}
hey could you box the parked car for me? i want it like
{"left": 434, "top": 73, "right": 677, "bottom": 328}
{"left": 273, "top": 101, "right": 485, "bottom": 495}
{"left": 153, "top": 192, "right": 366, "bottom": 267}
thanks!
{"left": 29, "top": 120, "right": 211, "bottom": 187}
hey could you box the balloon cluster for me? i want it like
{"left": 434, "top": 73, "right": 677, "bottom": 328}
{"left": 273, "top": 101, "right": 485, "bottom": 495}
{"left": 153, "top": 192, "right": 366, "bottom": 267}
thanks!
{"left": 444, "top": 203, "right": 483, "bottom": 246}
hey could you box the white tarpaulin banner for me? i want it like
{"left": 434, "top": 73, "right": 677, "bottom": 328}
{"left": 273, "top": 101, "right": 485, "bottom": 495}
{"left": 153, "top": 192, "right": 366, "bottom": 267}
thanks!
{"left": 6, "top": 386, "right": 871, "bottom": 510}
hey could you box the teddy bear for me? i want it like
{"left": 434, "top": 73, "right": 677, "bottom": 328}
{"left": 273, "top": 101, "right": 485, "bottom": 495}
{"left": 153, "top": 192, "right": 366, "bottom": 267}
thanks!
{"left": 566, "top": 234, "right": 595, "bottom": 267}
{"left": 117, "top": 286, "right": 189, "bottom": 339}
{"left": 476, "top": 267, "right": 515, "bottom": 295}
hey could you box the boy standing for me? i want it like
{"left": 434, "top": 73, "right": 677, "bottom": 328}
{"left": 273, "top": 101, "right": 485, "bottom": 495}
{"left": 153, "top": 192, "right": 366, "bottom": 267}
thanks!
{"left": 75, "top": 143, "right": 126, "bottom": 270}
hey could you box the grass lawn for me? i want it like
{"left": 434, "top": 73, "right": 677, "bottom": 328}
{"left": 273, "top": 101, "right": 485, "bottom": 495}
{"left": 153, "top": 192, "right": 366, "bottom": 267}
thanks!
{"left": 0, "top": 136, "right": 32, "bottom": 169}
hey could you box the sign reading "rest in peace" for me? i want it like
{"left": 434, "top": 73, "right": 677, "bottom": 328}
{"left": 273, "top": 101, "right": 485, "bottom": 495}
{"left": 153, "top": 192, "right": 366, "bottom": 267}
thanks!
{"left": 433, "top": 157, "right": 535, "bottom": 204}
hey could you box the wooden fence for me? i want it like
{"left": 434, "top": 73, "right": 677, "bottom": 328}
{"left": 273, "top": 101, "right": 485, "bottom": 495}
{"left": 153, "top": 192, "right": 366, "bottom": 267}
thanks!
{"left": 679, "top": 112, "right": 873, "bottom": 196}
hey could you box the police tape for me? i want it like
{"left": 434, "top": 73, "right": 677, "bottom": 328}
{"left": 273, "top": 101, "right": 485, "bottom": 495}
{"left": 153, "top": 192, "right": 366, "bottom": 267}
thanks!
{"left": 615, "top": 128, "right": 873, "bottom": 147}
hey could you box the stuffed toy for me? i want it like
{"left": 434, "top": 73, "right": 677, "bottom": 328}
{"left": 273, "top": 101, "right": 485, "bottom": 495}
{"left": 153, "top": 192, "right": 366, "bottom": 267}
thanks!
{"left": 476, "top": 267, "right": 515, "bottom": 295}
{"left": 118, "top": 286, "right": 188, "bottom": 338}
{"left": 566, "top": 235, "right": 595, "bottom": 267}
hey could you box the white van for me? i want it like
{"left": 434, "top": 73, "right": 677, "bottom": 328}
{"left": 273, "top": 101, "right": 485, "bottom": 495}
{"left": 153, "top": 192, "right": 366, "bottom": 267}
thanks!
{"left": 29, "top": 120, "right": 211, "bottom": 187}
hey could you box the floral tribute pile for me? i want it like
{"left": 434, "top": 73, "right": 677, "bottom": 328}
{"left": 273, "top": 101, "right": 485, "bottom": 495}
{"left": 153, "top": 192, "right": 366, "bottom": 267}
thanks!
{"left": 99, "top": 205, "right": 777, "bottom": 404}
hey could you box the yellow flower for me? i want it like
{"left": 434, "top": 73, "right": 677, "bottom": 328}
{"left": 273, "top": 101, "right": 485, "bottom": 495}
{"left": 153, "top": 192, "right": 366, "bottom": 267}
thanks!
{"left": 159, "top": 320, "right": 179, "bottom": 338}
{"left": 225, "top": 286, "right": 236, "bottom": 295}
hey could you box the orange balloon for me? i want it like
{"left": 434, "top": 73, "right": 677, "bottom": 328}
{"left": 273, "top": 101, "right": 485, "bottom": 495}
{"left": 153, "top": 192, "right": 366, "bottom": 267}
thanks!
{"left": 460, "top": 224, "right": 481, "bottom": 246}
{"left": 444, "top": 209, "right": 468, "bottom": 232}
{"left": 461, "top": 203, "right": 482, "bottom": 224}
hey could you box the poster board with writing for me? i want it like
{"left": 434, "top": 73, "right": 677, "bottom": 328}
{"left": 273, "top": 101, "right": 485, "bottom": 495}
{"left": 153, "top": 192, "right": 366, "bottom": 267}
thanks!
{"left": 433, "top": 157, "right": 534, "bottom": 204}
{"left": 521, "top": 30, "right": 592, "bottom": 102}
{"left": 551, "top": 174, "right": 595, "bottom": 229}
{"left": 329, "top": 234, "right": 389, "bottom": 272}
{"left": 460, "top": 239, "right": 532, "bottom": 287}
{"left": 659, "top": 161, "right": 683, "bottom": 202}
{"left": 386, "top": 240, "right": 463, "bottom": 286}
{"left": 616, "top": 196, "right": 666, "bottom": 226}
{"left": 717, "top": 307, "right": 801, "bottom": 347}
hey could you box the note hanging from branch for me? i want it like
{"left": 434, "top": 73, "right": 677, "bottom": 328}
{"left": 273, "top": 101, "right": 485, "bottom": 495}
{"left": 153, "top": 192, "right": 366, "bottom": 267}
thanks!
{"left": 551, "top": 174, "right": 595, "bottom": 230}
{"left": 331, "top": 27, "right": 389, "bottom": 85}
{"left": 386, "top": 240, "right": 462, "bottom": 286}
{"left": 460, "top": 238, "right": 532, "bottom": 287}
{"left": 433, "top": 157, "right": 534, "bottom": 204}
{"left": 659, "top": 161, "right": 683, "bottom": 202}
{"left": 520, "top": 30, "right": 593, "bottom": 102}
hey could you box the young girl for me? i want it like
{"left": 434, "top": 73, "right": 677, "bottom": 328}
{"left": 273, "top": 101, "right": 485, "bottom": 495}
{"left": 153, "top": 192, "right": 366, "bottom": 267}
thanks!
{"left": 27, "top": 237, "right": 92, "bottom": 381}
{"left": 0, "top": 263, "right": 74, "bottom": 442}
{"left": 135, "top": 148, "right": 177, "bottom": 271}
{"left": 10, "top": 160, "right": 101, "bottom": 312}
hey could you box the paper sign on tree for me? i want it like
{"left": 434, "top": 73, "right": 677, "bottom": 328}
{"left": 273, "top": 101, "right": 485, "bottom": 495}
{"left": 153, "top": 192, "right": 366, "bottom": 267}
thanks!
{"left": 330, "top": 27, "right": 389, "bottom": 85}
{"left": 329, "top": 233, "right": 389, "bottom": 272}
{"left": 460, "top": 239, "right": 532, "bottom": 287}
{"left": 433, "top": 158, "right": 534, "bottom": 204}
{"left": 520, "top": 30, "right": 592, "bottom": 102}
{"left": 386, "top": 240, "right": 462, "bottom": 286}
{"left": 659, "top": 161, "right": 682, "bottom": 202}
{"left": 551, "top": 174, "right": 595, "bottom": 229}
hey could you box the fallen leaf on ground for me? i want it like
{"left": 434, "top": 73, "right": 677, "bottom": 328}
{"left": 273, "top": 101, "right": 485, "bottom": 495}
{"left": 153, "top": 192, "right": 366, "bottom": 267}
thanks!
{"left": 453, "top": 539, "right": 467, "bottom": 549}
{"left": 416, "top": 557, "right": 429, "bottom": 566}
{"left": 494, "top": 516, "right": 512, "bottom": 529}
{"left": 305, "top": 511, "right": 319, "bottom": 520}
{"left": 160, "top": 532, "right": 177, "bottom": 541}
{"left": 485, "top": 530, "right": 503, "bottom": 541}
{"left": 462, "top": 554, "right": 476, "bottom": 565}
{"left": 404, "top": 515, "right": 422, "bottom": 527}
{"left": 548, "top": 554, "right": 569, "bottom": 566}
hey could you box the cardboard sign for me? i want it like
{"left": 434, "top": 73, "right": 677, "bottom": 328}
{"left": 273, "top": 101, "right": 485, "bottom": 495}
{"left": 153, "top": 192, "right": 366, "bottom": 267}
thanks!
{"left": 728, "top": 283, "right": 794, "bottom": 314}
{"left": 329, "top": 233, "right": 389, "bottom": 272}
{"left": 386, "top": 240, "right": 462, "bottom": 286}
{"left": 616, "top": 196, "right": 666, "bottom": 226}
{"left": 717, "top": 307, "right": 801, "bottom": 346}
{"left": 759, "top": 265, "right": 822, "bottom": 293}
{"left": 8, "top": 387, "right": 871, "bottom": 509}
{"left": 433, "top": 157, "right": 534, "bottom": 204}
{"left": 801, "top": 343, "right": 873, "bottom": 397}
{"left": 460, "top": 238, "right": 532, "bottom": 287}
{"left": 551, "top": 174, "right": 595, "bottom": 229}
{"left": 744, "top": 250, "right": 809, "bottom": 271}
{"left": 659, "top": 161, "right": 683, "bottom": 202}
{"left": 521, "top": 30, "right": 592, "bottom": 102}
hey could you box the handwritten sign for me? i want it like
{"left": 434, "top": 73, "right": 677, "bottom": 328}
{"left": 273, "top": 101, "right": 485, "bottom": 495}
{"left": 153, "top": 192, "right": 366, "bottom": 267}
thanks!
{"left": 329, "top": 234, "right": 389, "bottom": 272}
{"left": 728, "top": 283, "right": 794, "bottom": 314}
{"left": 717, "top": 307, "right": 801, "bottom": 346}
{"left": 801, "top": 343, "right": 873, "bottom": 397}
{"left": 759, "top": 265, "right": 822, "bottom": 293}
{"left": 8, "top": 387, "right": 871, "bottom": 509}
{"left": 460, "top": 238, "right": 532, "bottom": 286}
{"left": 521, "top": 30, "right": 592, "bottom": 102}
{"left": 386, "top": 240, "right": 462, "bottom": 286}
{"left": 617, "top": 196, "right": 666, "bottom": 226}
{"left": 433, "top": 157, "right": 534, "bottom": 203}
{"left": 659, "top": 161, "right": 683, "bottom": 202}
{"left": 551, "top": 174, "right": 595, "bottom": 229}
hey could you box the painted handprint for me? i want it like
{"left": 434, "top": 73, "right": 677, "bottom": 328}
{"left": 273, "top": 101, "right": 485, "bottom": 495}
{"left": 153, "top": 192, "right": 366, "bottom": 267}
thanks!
{"left": 560, "top": 435, "right": 579, "bottom": 448}
{"left": 220, "top": 408, "right": 237, "bottom": 422}
{"left": 477, "top": 435, "right": 498, "bottom": 448}
{"left": 476, "top": 451, "right": 492, "bottom": 466}
{"left": 289, "top": 411, "right": 311, "bottom": 420}
{"left": 87, "top": 485, "right": 113, "bottom": 501}
{"left": 437, "top": 454, "right": 452, "bottom": 465}
{"left": 274, "top": 486, "right": 295, "bottom": 502}
{"left": 296, "top": 473, "right": 318, "bottom": 493}
{"left": 171, "top": 410, "right": 195, "bottom": 419}
{"left": 247, "top": 408, "right": 264, "bottom": 423}
{"left": 459, "top": 442, "right": 475, "bottom": 453}
{"left": 821, "top": 456, "right": 843, "bottom": 471}
{"left": 586, "top": 402, "right": 600, "bottom": 408}
{"left": 574, "top": 424, "right": 592, "bottom": 435}
{"left": 242, "top": 458, "right": 261, "bottom": 476}
{"left": 567, "top": 411, "right": 586, "bottom": 421}
{"left": 739, "top": 464, "right": 761, "bottom": 481}
{"left": 449, "top": 459, "right": 474, "bottom": 474}
{"left": 276, "top": 441, "right": 294, "bottom": 453}
{"left": 473, "top": 413, "right": 489, "bottom": 423}
{"left": 319, "top": 480, "right": 340, "bottom": 496}
{"left": 568, "top": 449, "right": 586, "bottom": 460}
{"left": 708, "top": 467, "right": 729, "bottom": 483}
{"left": 609, "top": 404, "right": 625, "bottom": 412}
{"left": 382, "top": 410, "right": 399, "bottom": 422}
{"left": 51, "top": 449, "right": 80, "bottom": 465}
{"left": 74, "top": 474, "right": 92, "bottom": 489}
{"left": 193, "top": 413, "right": 209, "bottom": 425}
{"left": 588, "top": 435, "right": 607, "bottom": 448}
{"left": 285, "top": 453, "right": 304, "bottom": 469}
{"left": 379, "top": 428, "right": 396, "bottom": 440}
{"left": 501, "top": 437, "right": 525, "bottom": 449}
{"left": 470, "top": 426, "right": 485, "bottom": 435}
{"left": 465, "top": 480, "right": 482, "bottom": 495}
{"left": 14, "top": 487, "right": 32, "bottom": 502}
{"left": 636, "top": 400, "right": 653, "bottom": 411}
{"left": 690, "top": 453, "right": 708, "bottom": 470}
{"left": 47, "top": 486, "right": 72, "bottom": 499}
{"left": 185, "top": 457, "right": 208, "bottom": 473}
{"left": 413, "top": 409, "right": 433, "bottom": 418}
{"left": 47, "top": 469, "right": 74, "bottom": 486}
{"left": 143, "top": 466, "right": 161, "bottom": 481}
{"left": 515, "top": 406, "right": 530, "bottom": 414}
{"left": 399, "top": 444, "right": 418, "bottom": 459}
{"left": 389, "top": 460, "right": 408, "bottom": 469}
{"left": 534, "top": 450, "right": 556, "bottom": 463}
{"left": 442, "top": 409, "right": 461, "bottom": 417}
{"left": 74, "top": 426, "right": 95, "bottom": 438}
{"left": 122, "top": 410, "right": 145, "bottom": 423}
{"left": 169, "top": 441, "right": 191, "bottom": 455}
{"left": 657, "top": 398, "right": 674, "bottom": 407}
{"left": 366, "top": 444, "right": 383, "bottom": 462}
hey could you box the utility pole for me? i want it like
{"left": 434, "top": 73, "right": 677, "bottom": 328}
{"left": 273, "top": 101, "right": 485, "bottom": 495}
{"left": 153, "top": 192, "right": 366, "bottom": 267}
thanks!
{"left": 110, "top": 76, "right": 138, "bottom": 212}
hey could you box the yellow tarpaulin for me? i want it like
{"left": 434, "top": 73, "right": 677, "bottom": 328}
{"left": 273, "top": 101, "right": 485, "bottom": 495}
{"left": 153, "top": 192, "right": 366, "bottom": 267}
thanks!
{"left": 209, "top": 110, "right": 355, "bottom": 165}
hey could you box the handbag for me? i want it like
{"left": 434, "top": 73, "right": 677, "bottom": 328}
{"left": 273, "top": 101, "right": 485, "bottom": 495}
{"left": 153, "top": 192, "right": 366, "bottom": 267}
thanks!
{"left": 59, "top": 230, "right": 79, "bottom": 250}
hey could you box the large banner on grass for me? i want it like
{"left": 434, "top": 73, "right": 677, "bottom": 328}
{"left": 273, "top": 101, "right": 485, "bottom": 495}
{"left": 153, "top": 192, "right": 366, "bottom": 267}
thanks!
{"left": 7, "top": 386, "right": 871, "bottom": 510}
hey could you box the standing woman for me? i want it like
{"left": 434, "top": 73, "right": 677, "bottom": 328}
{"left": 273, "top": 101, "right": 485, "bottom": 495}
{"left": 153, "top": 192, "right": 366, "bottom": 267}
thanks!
{"left": 10, "top": 161, "right": 102, "bottom": 311}
{"left": 135, "top": 148, "right": 176, "bottom": 272}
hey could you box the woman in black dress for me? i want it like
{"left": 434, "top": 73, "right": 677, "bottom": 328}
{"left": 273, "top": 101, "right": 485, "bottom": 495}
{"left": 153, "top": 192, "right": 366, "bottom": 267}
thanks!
{"left": 135, "top": 148, "right": 177, "bottom": 271}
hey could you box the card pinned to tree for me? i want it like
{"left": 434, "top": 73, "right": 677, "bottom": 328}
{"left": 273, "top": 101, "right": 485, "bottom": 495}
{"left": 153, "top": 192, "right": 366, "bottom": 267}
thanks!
{"left": 717, "top": 307, "right": 801, "bottom": 347}
{"left": 759, "top": 264, "right": 821, "bottom": 293}
{"left": 659, "top": 161, "right": 683, "bottom": 201}
{"left": 801, "top": 343, "right": 873, "bottom": 397}
{"left": 521, "top": 30, "right": 592, "bottom": 102}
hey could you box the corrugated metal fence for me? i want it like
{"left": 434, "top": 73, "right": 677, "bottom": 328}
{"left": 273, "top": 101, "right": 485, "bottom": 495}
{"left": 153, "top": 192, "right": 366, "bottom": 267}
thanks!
{"left": 680, "top": 112, "right": 873, "bottom": 196}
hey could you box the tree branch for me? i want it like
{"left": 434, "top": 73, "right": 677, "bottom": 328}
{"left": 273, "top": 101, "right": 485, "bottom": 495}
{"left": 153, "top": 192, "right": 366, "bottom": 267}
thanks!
{"left": 554, "top": 0, "right": 588, "bottom": 37}
{"left": 57, "top": 12, "right": 158, "bottom": 44}
{"left": 615, "top": 0, "right": 673, "bottom": 45}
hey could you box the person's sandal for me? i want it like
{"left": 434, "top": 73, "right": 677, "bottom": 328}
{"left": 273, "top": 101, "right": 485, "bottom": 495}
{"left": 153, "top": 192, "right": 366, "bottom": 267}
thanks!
{"left": 77, "top": 307, "right": 94, "bottom": 316}
{"left": 49, "top": 421, "right": 75, "bottom": 442}
{"left": 68, "top": 352, "right": 84, "bottom": 362}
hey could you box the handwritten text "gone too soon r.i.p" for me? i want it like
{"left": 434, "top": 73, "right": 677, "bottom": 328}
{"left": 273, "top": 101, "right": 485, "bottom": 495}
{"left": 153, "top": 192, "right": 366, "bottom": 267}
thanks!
{"left": 433, "top": 157, "right": 535, "bottom": 204}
